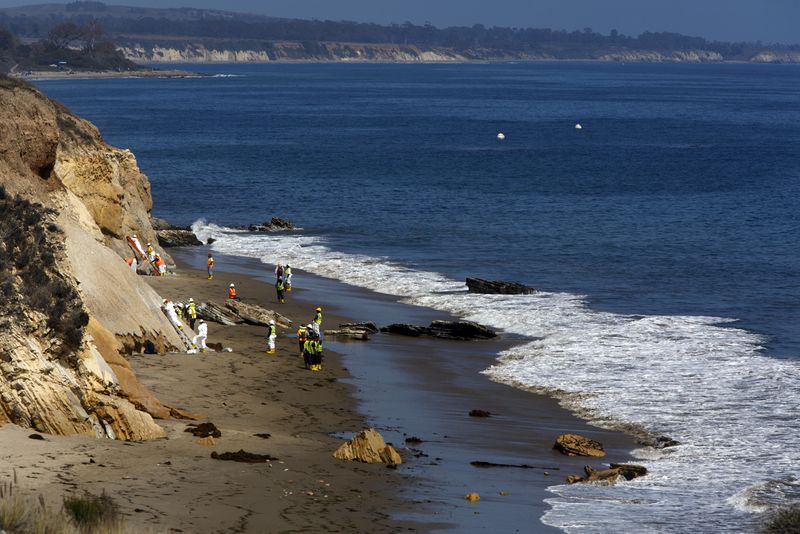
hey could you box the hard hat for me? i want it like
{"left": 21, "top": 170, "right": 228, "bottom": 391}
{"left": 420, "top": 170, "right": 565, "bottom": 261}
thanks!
{"left": 132, "top": 234, "right": 137, "bottom": 238}
{"left": 199, "top": 319, "right": 205, "bottom": 323}
{"left": 315, "top": 307, "right": 322, "bottom": 312}
{"left": 188, "top": 298, "right": 194, "bottom": 302}
{"left": 162, "top": 298, "right": 167, "bottom": 303}
{"left": 269, "top": 319, "right": 275, "bottom": 325}
{"left": 307, "top": 324, "right": 313, "bottom": 329}
{"left": 147, "top": 242, "right": 151, "bottom": 245}
{"left": 230, "top": 283, "right": 235, "bottom": 287}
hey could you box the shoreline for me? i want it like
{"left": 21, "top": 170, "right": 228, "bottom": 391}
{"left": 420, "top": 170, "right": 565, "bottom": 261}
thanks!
{"left": 170, "top": 247, "right": 641, "bottom": 531}
{"left": 10, "top": 68, "right": 204, "bottom": 81}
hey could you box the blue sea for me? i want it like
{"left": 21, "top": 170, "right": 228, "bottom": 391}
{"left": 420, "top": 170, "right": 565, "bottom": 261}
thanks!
{"left": 38, "top": 62, "right": 800, "bottom": 532}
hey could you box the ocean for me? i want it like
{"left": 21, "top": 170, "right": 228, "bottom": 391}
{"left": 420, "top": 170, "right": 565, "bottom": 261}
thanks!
{"left": 37, "top": 61, "right": 800, "bottom": 532}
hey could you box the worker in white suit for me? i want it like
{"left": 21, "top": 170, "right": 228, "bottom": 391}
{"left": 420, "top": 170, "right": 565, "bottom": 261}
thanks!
{"left": 192, "top": 320, "right": 208, "bottom": 352}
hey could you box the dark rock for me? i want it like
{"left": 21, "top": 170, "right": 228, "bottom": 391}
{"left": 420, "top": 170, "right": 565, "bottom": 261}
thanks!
{"left": 381, "top": 320, "right": 496, "bottom": 340}
{"left": 211, "top": 450, "right": 278, "bottom": 463}
{"left": 157, "top": 229, "right": 202, "bottom": 248}
{"left": 553, "top": 434, "right": 606, "bottom": 457}
{"left": 405, "top": 436, "right": 424, "bottom": 444}
{"left": 28, "top": 433, "right": 45, "bottom": 440}
{"left": 380, "top": 324, "right": 427, "bottom": 337}
{"left": 469, "top": 409, "right": 491, "bottom": 418}
{"left": 185, "top": 422, "right": 222, "bottom": 438}
{"left": 207, "top": 342, "right": 224, "bottom": 352}
{"left": 324, "top": 329, "right": 370, "bottom": 340}
{"left": 207, "top": 238, "right": 216, "bottom": 245}
{"left": 470, "top": 461, "right": 560, "bottom": 470}
{"left": 254, "top": 433, "right": 271, "bottom": 439}
{"left": 149, "top": 217, "right": 173, "bottom": 231}
{"left": 639, "top": 435, "right": 681, "bottom": 449}
{"left": 466, "top": 277, "right": 536, "bottom": 295}
{"left": 237, "top": 217, "right": 295, "bottom": 232}
{"left": 427, "top": 320, "right": 496, "bottom": 340}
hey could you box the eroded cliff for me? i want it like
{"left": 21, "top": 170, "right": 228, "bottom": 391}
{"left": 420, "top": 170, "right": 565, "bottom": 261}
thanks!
{"left": 0, "top": 75, "right": 185, "bottom": 440}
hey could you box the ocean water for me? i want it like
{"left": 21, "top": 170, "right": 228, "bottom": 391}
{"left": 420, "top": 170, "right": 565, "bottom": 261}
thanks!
{"left": 37, "top": 62, "right": 800, "bottom": 532}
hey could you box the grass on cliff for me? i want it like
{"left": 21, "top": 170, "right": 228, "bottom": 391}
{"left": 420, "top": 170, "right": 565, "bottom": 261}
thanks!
{"left": 0, "top": 186, "right": 88, "bottom": 354}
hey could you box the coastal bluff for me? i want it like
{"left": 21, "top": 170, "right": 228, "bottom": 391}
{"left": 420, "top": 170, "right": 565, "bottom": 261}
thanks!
{"left": 0, "top": 75, "right": 184, "bottom": 440}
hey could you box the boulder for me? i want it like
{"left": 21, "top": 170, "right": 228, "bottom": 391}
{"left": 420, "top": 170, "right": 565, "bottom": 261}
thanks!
{"left": 156, "top": 229, "right": 202, "bottom": 248}
{"left": 198, "top": 301, "right": 241, "bottom": 326}
{"left": 332, "top": 428, "right": 403, "bottom": 465}
{"left": 466, "top": 277, "right": 535, "bottom": 295}
{"left": 184, "top": 422, "right": 221, "bottom": 438}
{"left": 211, "top": 450, "right": 278, "bottom": 463}
{"left": 553, "top": 434, "right": 606, "bottom": 458}
{"left": 225, "top": 300, "right": 292, "bottom": 328}
{"left": 427, "top": 320, "right": 496, "bottom": 340}
{"left": 610, "top": 463, "right": 649, "bottom": 480}
{"left": 639, "top": 435, "right": 681, "bottom": 449}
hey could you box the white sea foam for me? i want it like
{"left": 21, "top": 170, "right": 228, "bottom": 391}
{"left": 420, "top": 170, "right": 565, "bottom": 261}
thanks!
{"left": 193, "top": 220, "right": 800, "bottom": 532}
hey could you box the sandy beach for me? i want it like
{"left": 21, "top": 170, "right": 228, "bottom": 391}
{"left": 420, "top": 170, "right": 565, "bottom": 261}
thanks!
{"left": 1, "top": 248, "right": 639, "bottom": 533}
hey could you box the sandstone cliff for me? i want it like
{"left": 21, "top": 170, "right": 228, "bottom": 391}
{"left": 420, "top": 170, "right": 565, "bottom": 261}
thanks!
{"left": 0, "top": 75, "right": 185, "bottom": 440}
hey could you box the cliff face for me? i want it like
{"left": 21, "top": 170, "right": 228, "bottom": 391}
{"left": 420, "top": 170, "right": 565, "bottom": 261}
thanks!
{"left": 0, "top": 75, "right": 184, "bottom": 440}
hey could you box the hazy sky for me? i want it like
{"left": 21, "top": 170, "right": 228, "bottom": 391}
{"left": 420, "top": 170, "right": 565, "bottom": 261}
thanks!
{"left": 3, "top": 0, "right": 799, "bottom": 44}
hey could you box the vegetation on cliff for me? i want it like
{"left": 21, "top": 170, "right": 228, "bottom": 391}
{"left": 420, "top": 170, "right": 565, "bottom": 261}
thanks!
{"left": 0, "top": 186, "right": 88, "bottom": 354}
{"left": 0, "top": 20, "right": 140, "bottom": 73}
{"left": 1, "top": 1, "right": 798, "bottom": 63}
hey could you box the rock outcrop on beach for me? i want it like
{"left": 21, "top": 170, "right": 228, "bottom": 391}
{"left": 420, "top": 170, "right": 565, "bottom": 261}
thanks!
{"left": 466, "top": 277, "right": 536, "bottom": 295}
{"left": 324, "top": 322, "right": 378, "bottom": 340}
{"left": 566, "top": 463, "right": 648, "bottom": 484}
{"left": 333, "top": 428, "right": 402, "bottom": 465}
{"left": 381, "top": 320, "right": 497, "bottom": 340}
{"left": 236, "top": 217, "right": 295, "bottom": 232}
{"left": 0, "top": 75, "right": 185, "bottom": 439}
{"left": 554, "top": 434, "right": 606, "bottom": 458}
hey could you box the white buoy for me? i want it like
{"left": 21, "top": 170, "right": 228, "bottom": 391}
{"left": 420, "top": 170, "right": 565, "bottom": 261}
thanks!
{"left": 497, "top": 132, "right": 505, "bottom": 140}
{"left": 575, "top": 123, "right": 583, "bottom": 130}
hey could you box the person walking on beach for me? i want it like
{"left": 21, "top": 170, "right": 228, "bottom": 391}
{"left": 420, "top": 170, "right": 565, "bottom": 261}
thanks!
{"left": 275, "top": 263, "right": 284, "bottom": 280}
{"left": 311, "top": 307, "right": 322, "bottom": 336}
{"left": 284, "top": 264, "right": 292, "bottom": 291}
{"left": 187, "top": 297, "right": 197, "bottom": 330}
{"left": 266, "top": 319, "right": 277, "bottom": 354}
{"left": 303, "top": 331, "right": 319, "bottom": 369}
{"left": 305, "top": 332, "right": 323, "bottom": 371}
{"left": 192, "top": 319, "right": 208, "bottom": 352}
{"left": 207, "top": 253, "right": 214, "bottom": 280}
{"left": 276, "top": 276, "right": 286, "bottom": 304}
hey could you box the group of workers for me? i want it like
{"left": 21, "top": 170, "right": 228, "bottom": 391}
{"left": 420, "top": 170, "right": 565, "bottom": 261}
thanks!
{"left": 157, "top": 255, "right": 325, "bottom": 371}
{"left": 127, "top": 234, "right": 168, "bottom": 275}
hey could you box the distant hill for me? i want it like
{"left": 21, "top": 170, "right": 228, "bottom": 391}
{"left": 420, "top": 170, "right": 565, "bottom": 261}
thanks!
{"left": 2, "top": 1, "right": 799, "bottom": 64}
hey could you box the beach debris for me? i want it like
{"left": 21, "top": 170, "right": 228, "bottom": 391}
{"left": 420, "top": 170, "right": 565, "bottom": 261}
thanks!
{"left": 566, "top": 463, "right": 648, "bottom": 484}
{"left": 554, "top": 434, "right": 606, "bottom": 458}
{"left": 197, "top": 302, "right": 240, "bottom": 326}
{"left": 211, "top": 450, "right": 278, "bottom": 463}
{"left": 465, "top": 277, "right": 536, "bottom": 295}
{"left": 195, "top": 436, "right": 216, "bottom": 446}
{"left": 381, "top": 320, "right": 496, "bottom": 340}
{"left": 465, "top": 492, "right": 481, "bottom": 502}
{"left": 469, "top": 409, "right": 491, "bottom": 418}
{"left": 499, "top": 491, "right": 509, "bottom": 496}
{"left": 254, "top": 433, "right": 272, "bottom": 439}
{"left": 28, "top": 433, "right": 45, "bottom": 440}
{"left": 638, "top": 435, "right": 681, "bottom": 449}
{"left": 225, "top": 300, "right": 292, "bottom": 328}
{"left": 497, "top": 132, "right": 505, "bottom": 140}
{"left": 405, "top": 436, "right": 424, "bottom": 444}
{"left": 207, "top": 342, "right": 224, "bottom": 352}
{"left": 470, "top": 461, "right": 560, "bottom": 470}
{"left": 575, "top": 123, "right": 583, "bottom": 129}
{"left": 184, "top": 422, "right": 222, "bottom": 438}
{"left": 333, "top": 428, "right": 403, "bottom": 465}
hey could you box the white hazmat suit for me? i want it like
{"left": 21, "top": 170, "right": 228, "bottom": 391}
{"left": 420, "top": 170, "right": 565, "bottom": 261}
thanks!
{"left": 193, "top": 321, "right": 208, "bottom": 351}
